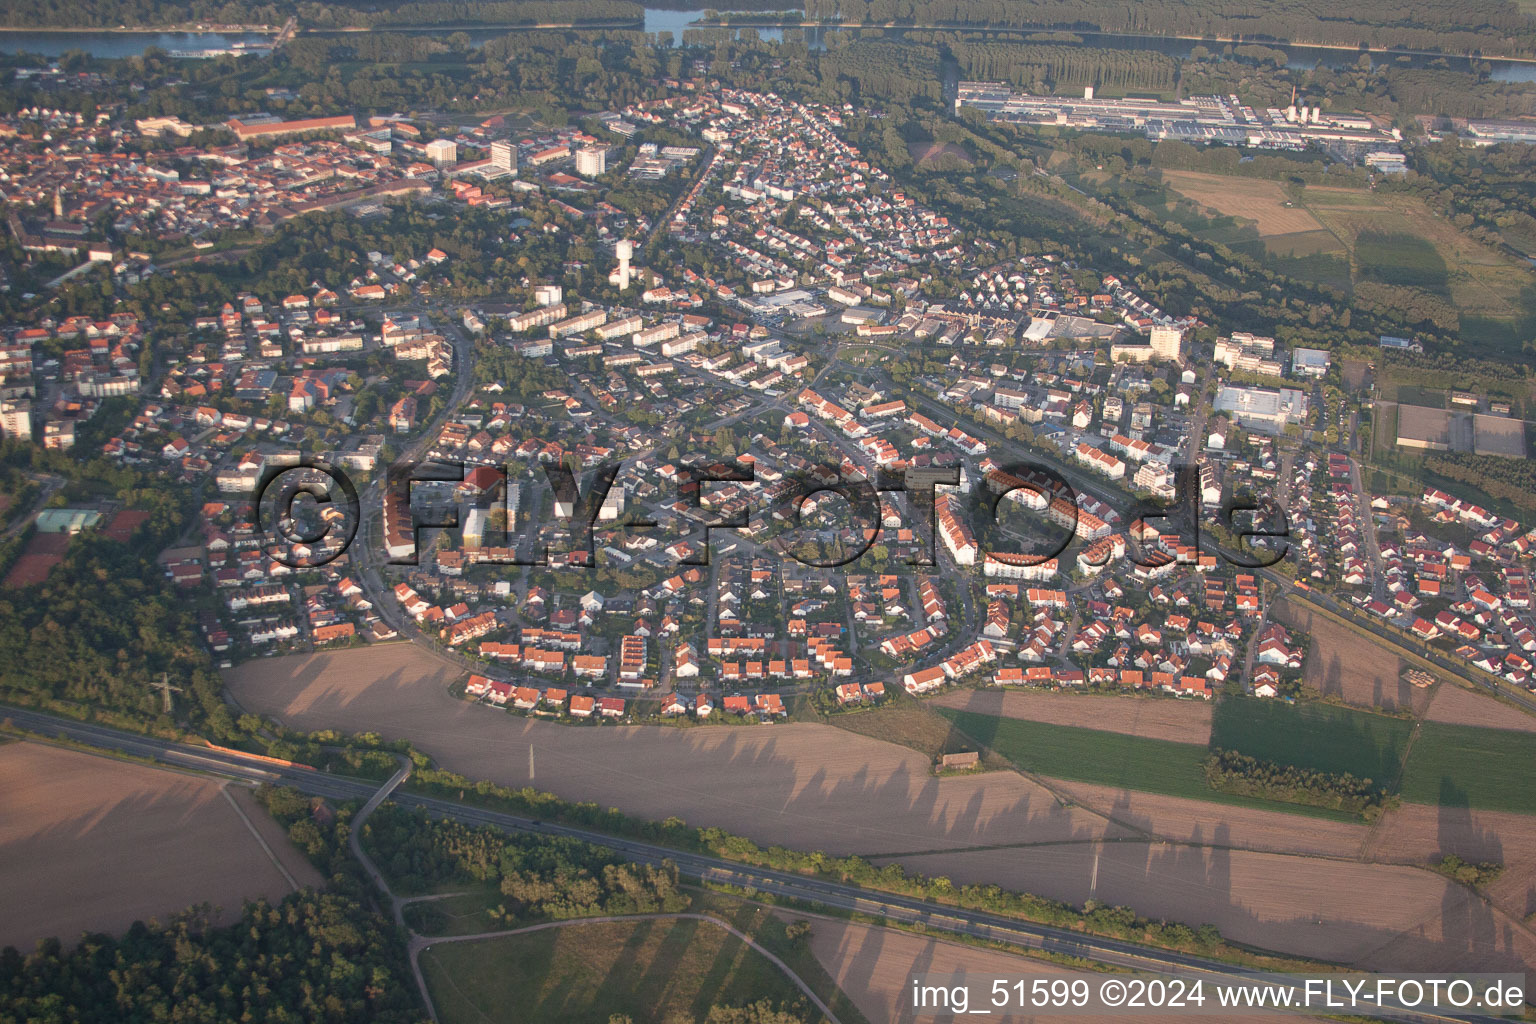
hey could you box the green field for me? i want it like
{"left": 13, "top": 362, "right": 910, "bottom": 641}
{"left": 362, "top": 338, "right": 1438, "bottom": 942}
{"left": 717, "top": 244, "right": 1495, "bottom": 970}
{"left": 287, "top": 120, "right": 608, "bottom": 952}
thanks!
{"left": 936, "top": 707, "right": 1359, "bottom": 820}
{"left": 942, "top": 694, "right": 1536, "bottom": 815}
{"left": 421, "top": 916, "right": 820, "bottom": 1024}
{"left": 1399, "top": 722, "right": 1536, "bottom": 814}
{"left": 1209, "top": 697, "right": 1415, "bottom": 789}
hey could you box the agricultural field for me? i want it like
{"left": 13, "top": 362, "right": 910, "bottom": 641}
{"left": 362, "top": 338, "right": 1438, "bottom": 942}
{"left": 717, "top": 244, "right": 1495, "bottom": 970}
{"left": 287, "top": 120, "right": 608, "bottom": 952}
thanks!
{"left": 1208, "top": 697, "right": 1413, "bottom": 786}
{"left": 881, "top": 841, "right": 1534, "bottom": 973}
{"left": 419, "top": 915, "right": 827, "bottom": 1024}
{"left": 1270, "top": 598, "right": 1433, "bottom": 713}
{"left": 931, "top": 688, "right": 1213, "bottom": 744}
{"left": 1398, "top": 722, "right": 1536, "bottom": 814}
{"left": 1423, "top": 681, "right": 1536, "bottom": 734}
{"left": 797, "top": 915, "right": 1303, "bottom": 1024}
{"left": 927, "top": 707, "right": 1339, "bottom": 813}
{"left": 1150, "top": 170, "right": 1536, "bottom": 338}
{"left": 829, "top": 697, "right": 1009, "bottom": 769}
{"left": 225, "top": 648, "right": 1536, "bottom": 972}
{"left": 225, "top": 647, "right": 1122, "bottom": 858}
{"left": 1300, "top": 188, "right": 1536, "bottom": 322}
{"left": 1160, "top": 170, "right": 1324, "bottom": 236}
{"left": 0, "top": 741, "right": 321, "bottom": 951}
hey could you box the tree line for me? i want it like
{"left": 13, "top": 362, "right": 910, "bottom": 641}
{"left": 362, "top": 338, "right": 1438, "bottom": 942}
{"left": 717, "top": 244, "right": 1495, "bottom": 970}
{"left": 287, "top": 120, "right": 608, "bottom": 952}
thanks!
{"left": 1203, "top": 747, "right": 1390, "bottom": 818}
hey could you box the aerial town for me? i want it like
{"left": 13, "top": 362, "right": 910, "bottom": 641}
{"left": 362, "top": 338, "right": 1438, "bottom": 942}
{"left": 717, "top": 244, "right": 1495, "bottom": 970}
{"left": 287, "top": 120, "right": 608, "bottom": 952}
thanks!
{"left": 4, "top": 84, "right": 1531, "bottom": 720}
{"left": 5, "top": 16, "right": 1536, "bottom": 1023}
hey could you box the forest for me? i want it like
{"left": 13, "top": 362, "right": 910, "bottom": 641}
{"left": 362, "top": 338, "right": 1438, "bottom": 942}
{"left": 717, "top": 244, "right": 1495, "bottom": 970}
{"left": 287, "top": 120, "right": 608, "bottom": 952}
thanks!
{"left": 0, "top": 893, "right": 422, "bottom": 1024}
{"left": 361, "top": 804, "right": 691, "bottom": 921}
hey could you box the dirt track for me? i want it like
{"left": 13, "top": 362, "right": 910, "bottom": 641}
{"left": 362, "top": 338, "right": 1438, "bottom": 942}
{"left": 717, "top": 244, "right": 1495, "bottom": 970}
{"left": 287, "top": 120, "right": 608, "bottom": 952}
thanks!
{"left": 0, "top": 742, "right": 321, "bottom": 951}
{"left": 225, "top": 646, "right": 1536, "bottom": 970}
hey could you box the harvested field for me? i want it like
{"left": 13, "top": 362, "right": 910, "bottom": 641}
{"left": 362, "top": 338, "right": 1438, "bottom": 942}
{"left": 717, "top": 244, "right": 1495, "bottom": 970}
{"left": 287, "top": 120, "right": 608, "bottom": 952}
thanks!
{"left": 1271, "top": 598, "right": 1432, "bottom": 713}
{"left": 930, "top": 689, "right": 1212, "bottom": 745}
{"left": 225, "top": 646, "right": 1536, "bottom": 971}
{"left": 880, "top": 844, "right": 1536, "bottom": 972}
{"left": 1423, "top": 682, "right": 1536, "bottom": 734}
{"left": 226, "top": 647, "right": 1131, "bottom": 857}
{"left": 1371, "top": 802, "right": 1536, "bottom": 920}
{"left": 1043, "top": 778, "right": 1368, "bottom": 859}
{"left": 3, "top": 531, "right": 68, "bottom": 588}
{"left": 0, "top": 742, "right": 321, "bottom": 951}
{"left": 1160, "top": 171, "right": 1323, "bottom": 236}
{"left": 797, "top": 916, "right": 1305, "bottom": 1024}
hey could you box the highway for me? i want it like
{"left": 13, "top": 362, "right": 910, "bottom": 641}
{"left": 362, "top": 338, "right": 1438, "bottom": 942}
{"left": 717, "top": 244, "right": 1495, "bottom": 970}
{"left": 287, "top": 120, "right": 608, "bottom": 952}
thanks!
{"left": 0, "top": 703, "right": 1507, "bottom": 1024}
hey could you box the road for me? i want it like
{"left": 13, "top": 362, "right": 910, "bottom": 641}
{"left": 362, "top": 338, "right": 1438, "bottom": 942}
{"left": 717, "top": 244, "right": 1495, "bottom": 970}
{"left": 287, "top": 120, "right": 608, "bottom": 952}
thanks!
{"left": 1, "top": 472, "right": 63, "bottom": 540}
{"left": 0, "top": 703, "right": 1506, "bottom": 1024}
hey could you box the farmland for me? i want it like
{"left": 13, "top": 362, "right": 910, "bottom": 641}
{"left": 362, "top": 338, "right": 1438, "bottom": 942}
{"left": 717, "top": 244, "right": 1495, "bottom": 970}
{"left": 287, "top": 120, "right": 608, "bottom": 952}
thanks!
{"left": 930, "top": 688, "right": 1213, "bottom": 744}
{"left": 937, "top": 706, "right": 1358, "bottom": 821}
{"left": 796, "top": 915, "right": 1304, "bottom": 1024}
{"left": 1398, "top": 722, "right": 1536, "bottom": 813}
{"left": 1160, "top": 171, "right": 1324, "bottom": 237}
{"left": 879, "top": 841, "right": 1532, "bottom": 973}
{"left": 1208, "top": 697, "right": 1414, "bottom": 787}
{"left": 0, "top": 741, "right": 321, "bottom": 951}
{"left": 1148, "top": 170, "right": 1536, "bottom": 339}
{"left": 1271, "top": 598, "right": 1433, "bottom": 712}
{"left": 1424, "top": 681, "right": 1536, "bottom": 734}
{"left": 829, "top": 696, "right": 1009, "bottom": 769}
{"left": 936, "top": 707, "right": 1208, "bottom": 796}
{"left": 225, "top": 648, "right": 1536, "bottom": 972}
{"left": 419, "top": 916, "right": 825, "bottom": 1024}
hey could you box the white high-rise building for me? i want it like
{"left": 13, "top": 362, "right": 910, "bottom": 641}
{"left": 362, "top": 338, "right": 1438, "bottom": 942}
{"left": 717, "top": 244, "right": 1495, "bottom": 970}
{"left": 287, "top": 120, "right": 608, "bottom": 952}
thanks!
{"left": 490, "top": 140, "right": 516, "bottom": 174}
{"left": 1150, "top": 325, "right": 1184, "bottom": 362}
{"left": 575, "top": 147, "right": 607, "bottom": 177}
{"left": 0, "top": 399, "right": 32, "bottom": 442}
{"left": 425, "top": 138, "right": 457, "bottom": 167}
